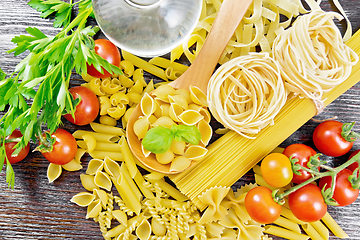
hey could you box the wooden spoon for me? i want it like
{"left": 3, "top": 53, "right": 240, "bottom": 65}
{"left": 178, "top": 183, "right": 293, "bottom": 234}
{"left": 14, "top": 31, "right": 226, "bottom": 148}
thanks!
{"left": 126, "top": 0, "right": 253, "bottom": 174}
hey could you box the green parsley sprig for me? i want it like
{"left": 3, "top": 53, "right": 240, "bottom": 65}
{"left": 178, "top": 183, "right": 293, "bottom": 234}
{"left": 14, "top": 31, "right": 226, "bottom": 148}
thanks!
{"left": 0, "top": 0, "right": 122, "bottom": 188}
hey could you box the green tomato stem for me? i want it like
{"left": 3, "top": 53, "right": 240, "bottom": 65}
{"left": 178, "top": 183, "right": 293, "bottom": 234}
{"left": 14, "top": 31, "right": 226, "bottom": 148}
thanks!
{"left": 276, "top": 151, "right": 360, "bottom": 202}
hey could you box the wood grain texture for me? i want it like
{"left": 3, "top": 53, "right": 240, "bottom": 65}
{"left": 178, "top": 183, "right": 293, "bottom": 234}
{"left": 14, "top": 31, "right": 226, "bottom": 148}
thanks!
{"left": 0, "top": 0, "right": 360, "bottom": 239}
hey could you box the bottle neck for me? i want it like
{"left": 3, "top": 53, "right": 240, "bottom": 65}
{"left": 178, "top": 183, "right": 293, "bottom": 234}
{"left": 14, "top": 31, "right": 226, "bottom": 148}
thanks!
{"left": 125, "top": 0, "right": 163, "bottom": 8}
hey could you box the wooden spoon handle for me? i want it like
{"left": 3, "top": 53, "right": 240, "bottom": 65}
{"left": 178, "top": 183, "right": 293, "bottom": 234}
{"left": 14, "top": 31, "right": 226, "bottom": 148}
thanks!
{"left": 169, "top": 0, "right": 253, "bottom": 93}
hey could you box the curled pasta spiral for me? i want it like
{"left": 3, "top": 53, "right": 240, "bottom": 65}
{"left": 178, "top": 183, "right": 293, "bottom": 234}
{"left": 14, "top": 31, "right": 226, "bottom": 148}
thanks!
{"left": 207, "top": 52, "right": 287, "bottom": 138}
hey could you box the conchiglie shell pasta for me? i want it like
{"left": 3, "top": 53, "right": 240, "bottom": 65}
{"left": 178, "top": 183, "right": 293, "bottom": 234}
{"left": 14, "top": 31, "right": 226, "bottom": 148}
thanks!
{"left": 152, "top": 116, "right": 175, "bottom": 129}
{"left": 86, "top": 199, "right": 102, "bottom": 219}
{"left": 80, "top": 174, "right": 99, "bottom": 191}
{"left": 104, "top": 156, "right": 121, "bottom": 178}
{"left": 156, "top": 150, "right": 175, "bottom": 164}
{"left": 184, "top": 145, "right": 208, "bottom": 161}
{"left": 169, "top": 103, "right": 184, "bottom": 122}
{"left": 153, "top": 84, "right": 176, "bottom": 98}
{"left": 168, "top": 94, "right": 188, "bottom": 110}
{"left": 140, "top": 92, "right": 156, "bottom": 117}
{"left": 175, "top": 88, "right": 192, "bottom": 104}
{"left": 178, "top": 109, "right": 204, "bottom": 126}
{"left": 159, "top": 104, "right": 170, "bottom": 117}
{"left": 112, "top": 210, "right": 128, "bottom": 226}
{"left": 199, "top": 108, "right": 211, "bottom": 123}
{"left": 86, "top": 159, "right": 104, "bottom": 175}
{"left": 136, "top": 219, "right": 151, "bottom": 240}
{"left": 47, "top": 163, "right": 62, "bottom": 183}
{"left": 190, "top": 85, "right": 208, "bottom": 107}
{"left": 170, "top": 156, "right": 191, "bottom": 173}
{"left": 197, "top": 119, "right": 213, "bottom": 145}
{"left": 134, "top": 117, "right": 150, "bottom": 139}
{"left": 170, "top": 140, "right": 186, "bottom": 155}
{"left": 94, "top": 171, "right": 112, "bottom": 191}
{"left": 93, "top": 188, "right": 108, "bottom": 208}
{"left": 141, "top": 144, "right": 152, "bottom": 158}
{"left": 62, "top": 159, "right": 83, "bottom": 172}
{"left": 70, "top": 192, "right": 95, "bottom": 207}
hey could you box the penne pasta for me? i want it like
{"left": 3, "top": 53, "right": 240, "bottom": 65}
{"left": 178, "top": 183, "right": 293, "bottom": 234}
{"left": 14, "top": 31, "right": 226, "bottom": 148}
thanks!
{"left": 88, "top": 150, "right": 124, "bottom": 161}
{"left": 301, "top": 223, "right": 324, "bottom": 240}
{"left": 90, "top": 122, "right": 125, "bottom": 136}
{"left": 310, "top": 220, "right": 329, "bottom": 240}
{"left": 77, "top": 140, "right": 121, "bottom": 152}
{"left": 118, "top": 136, "right": 138, "bottom": 178}
{"left": 122, "top": 50, "right": 168, "bottom": 80}
{"left": 273, "top": 216, "right": 301, "bottom": 234}
{"left": 321, "top": 212, "right": 349, "bottom": 239}
{"left": 73, "top": 130, "right": 120, "bottom": 143}
{"left": 147, "top": 178, "right": 188, "bottom": 202}
{"left": 120, "top": 163, "right": 142, "bottom": 201}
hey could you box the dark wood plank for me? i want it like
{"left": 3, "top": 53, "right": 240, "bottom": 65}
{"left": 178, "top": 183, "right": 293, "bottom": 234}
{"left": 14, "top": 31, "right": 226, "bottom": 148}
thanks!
{"left": 1, "top": 0, "right": 360, "bottom": 239}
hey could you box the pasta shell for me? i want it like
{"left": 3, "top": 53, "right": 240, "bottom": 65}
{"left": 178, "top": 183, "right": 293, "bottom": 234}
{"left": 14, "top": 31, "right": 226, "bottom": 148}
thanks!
{"left": 188, "top": 103, "right": 203, "bottom": 111}
{"left": 156, "top": 150, "right": 174, "bottom": 164}
{"left": 151, "top": 217, "right": 166, "bottom": 236}
{"left": 152, "top": 100, "right": 162, "bottom": 118}
{"left": 170, "top": 156, "right": 191, "bottom": 173}
{"left": 93, "top": 188, "right": 108, "bottom": 209}
{"left": 159, "top": 104, "right": 170, "bottom": 117}
{"left": 86, "top": 199, "right": 102, "bottom": 219}
{"left": 141, "top": 144, "right": 152, "bottom": 157}
{"left": 152, "top": 116, "right": 175, "bottom": 129}
{"left": 197, "top": 119, "right": 213, "bottom": 146}
{"left": 168, "top": 103, "right": 184, "bottom": 122}
{"left": 184, "top": 145, "right": 208, "bottom": 161}
{"left": 47, "top": 163, "right": 62, "bottom": 183}
{"left": 82, "top": 134, "right": 97, "bottom": 152}
{"left": 148, "top": 115, "right": 158, "bottom": 124}
{"left": 62, "top": 159, "right": 83, "bottom": 172}
{"left": 70, "top": 192, "right": 95, "bottom": 207}
{"left": 112, "top": 210, "right": 128, "bottom": 226}
{"left": 170, "top": 140, "right": 186, "bottom": 155}
{"left": 86, "top": 159, "right": 104, "bottom": 175}
{"left": 153, "top": 84, "right": 176, "bottom": 98}
{"left": 80, "top": 174, "right": 99, "bottom": 191}
{"left": 190, "top": 85, "right": 208, "bottom": 107}
{"left": 104, "top": 156, "right": 121, "bottom": 178}
{"left": 134, "top": 117, "right": 150, "bottom": 139}
{"left": 176, "top": 88, "right": 192, "bottom": 104}
{"left": 168, "top": 94, "right": 188, "bottom": 110}
{"left": 94, "top": 171, "right": 112, "bottom": 191}
{"left": 178, "top": 109, "right": 204, "bottom": 126}
{"left": 140, "top": 92, "right": 156, "bottom": 117}
{"left": 136, "top": 219, "right": 151, "bottom": 240}
{"left": 199, "top": 108, "right": 211, "bottom": 123}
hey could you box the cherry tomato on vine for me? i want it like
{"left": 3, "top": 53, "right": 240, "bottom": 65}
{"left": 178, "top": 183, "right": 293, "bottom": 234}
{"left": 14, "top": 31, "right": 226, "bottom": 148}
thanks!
{"left": 260, "top": 153, "right": 293, "bottom": 188}
{"left": 319, "top": 169, "right": 359, "bottom": 206}
{"left": 87, "top": 39, "right": 121, "bottom": 78}
{"left": 288, "top": 184, "right": 327, "bottom": 222}
{"left": 244, "top": 186, "right": 282, "bottom": 224}
{"left": 4, "top": 130, "right": 30, "bottom": 164}
{"left": 64, "top": 86, "right": 99, "bottom": 126}
{"left": 348, "top": 150, "right": 360, "bottom": 175}
{"left": 41, "top": 128, "right": 77, "bottom": 165}
{"left": 283, "top": 144, "right": 319, "bottom": 184}
{"left": 313, "top": 120, "right": 355, "bottom": 157}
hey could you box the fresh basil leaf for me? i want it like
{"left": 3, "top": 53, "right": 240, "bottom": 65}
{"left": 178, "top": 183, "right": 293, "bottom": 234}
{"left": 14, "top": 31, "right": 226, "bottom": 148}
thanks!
{"left": 171, "top": 124, "right": 201, "bottom": 145}
{"left": 142, "top": 126, "right": 174, "bottom": 154}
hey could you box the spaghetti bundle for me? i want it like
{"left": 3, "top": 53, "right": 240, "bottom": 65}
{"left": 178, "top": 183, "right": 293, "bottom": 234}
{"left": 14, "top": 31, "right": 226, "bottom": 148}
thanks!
{"left": 272, "top": 10, "right": 359, "bottom": 111}
{"left": 207, "top": 53, "right": 288, "bottom": 138}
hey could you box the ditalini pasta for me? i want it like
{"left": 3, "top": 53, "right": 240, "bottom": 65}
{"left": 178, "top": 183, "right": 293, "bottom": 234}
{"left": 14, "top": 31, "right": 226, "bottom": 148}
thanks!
{"left": 272, "top": 10, "right": 359, "bottom": 112}
{"left": 207, "top": 52, "right": 287, "bottom": 139}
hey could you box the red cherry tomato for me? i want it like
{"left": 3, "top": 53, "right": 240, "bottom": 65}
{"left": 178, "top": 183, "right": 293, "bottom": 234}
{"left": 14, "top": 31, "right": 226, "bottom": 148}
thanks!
{"left": 4, "top": 130, "right": 30, "bottom": 164}
{"left": 283, "top": 144, "right": 319, "bottom": 184}
{"left": 319, "top": 169, "right": 359, "bottom": 206}
{"left": 64, "top": 86, "right": 99, "bottom": 126}
{"left": 261, "top": 153, "right": 293, "bottom": 188}
{"left": 288, "top": 184, "right": 327, "bottom": 222}
{"left": 313, "top": 120, "right": 353, "bottom": 157}
{"left": 87, "top": 39, "right": 121, "bottom": 78}
{"left": 348, "top": 150, "right": 360, "bottom": 175}
{"left": 41, "top": 128, "right": 77, "bottom": 165}
{"left": 245, "top": 186, "right": 282, "bottom": 224}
